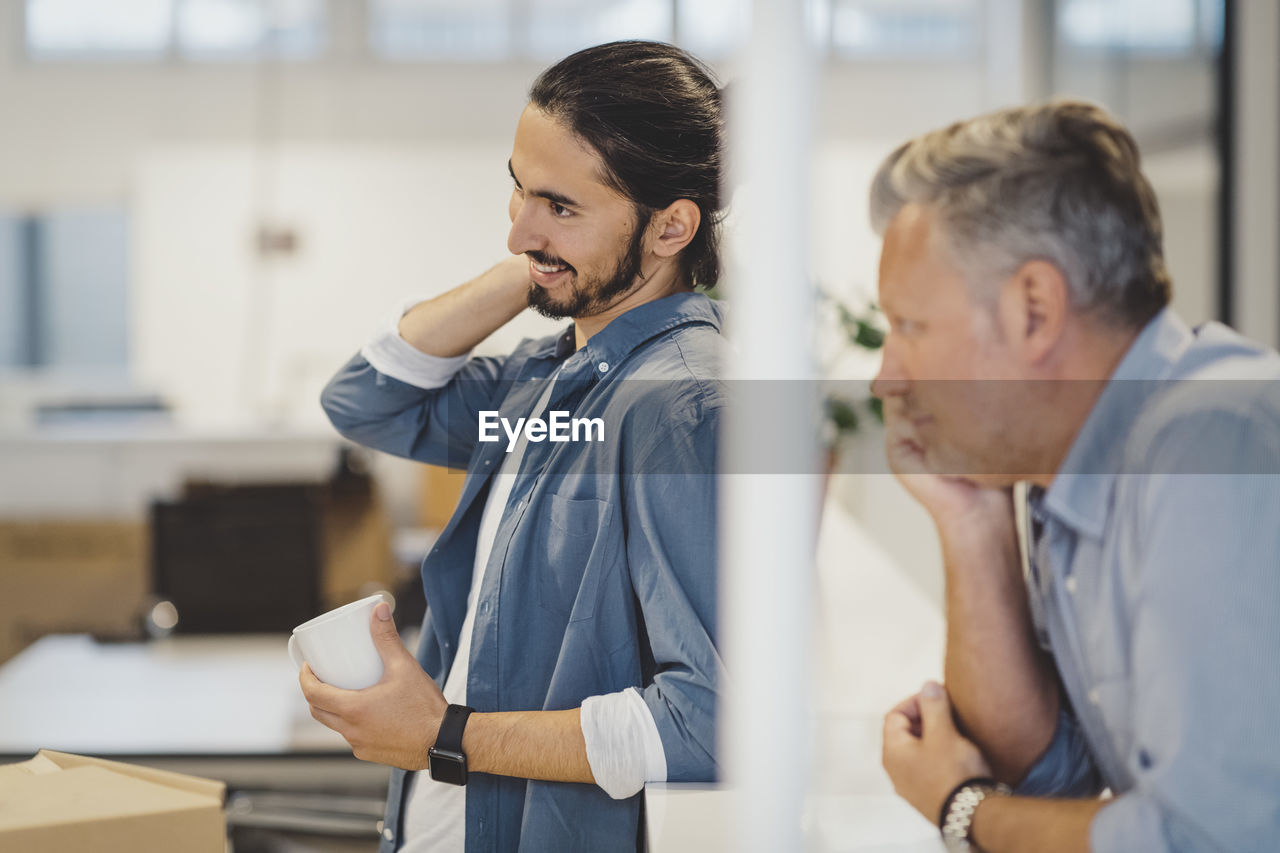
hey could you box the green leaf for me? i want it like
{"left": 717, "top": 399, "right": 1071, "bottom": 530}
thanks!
{"left": 867, "top": 396, "right": 884, "bottom": 423}
{"left": 825, "top": 396, "right": 860, "bottom": 434}
{"left": 854, "top": 320, "right": 884, "bottom": 349}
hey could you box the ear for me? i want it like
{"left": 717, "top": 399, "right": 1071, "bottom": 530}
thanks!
{"left": 648, "top": 199, "right": 701, "bottom": 260}
{"left": 998, "top": 259, "right": 1069, "bottom": 365}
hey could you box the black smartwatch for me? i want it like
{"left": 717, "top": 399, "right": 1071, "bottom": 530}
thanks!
{"left": 428, "top": 704, "right": 475, "bottom": 786}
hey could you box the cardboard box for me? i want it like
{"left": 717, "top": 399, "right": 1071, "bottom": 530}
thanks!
{"left": 0, "top": 750, "right": 225, "bottom": 852}
{"left": 0, "top": 521, "right": 149, "bottom": 665}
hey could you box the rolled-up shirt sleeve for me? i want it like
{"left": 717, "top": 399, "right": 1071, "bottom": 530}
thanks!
{"left": 320, "top": 299, "right": 511, "bottom": 467}
{"left": 1014, "top": 707, "right": 1104, "bottom": 798}
{"left": 580, "top": 687, "right": 668, "bottom": 800}
{"left": 359, "top": 298, "right": 471, "bottom": 390}
{"left": 1090, "top": 410, "right": 1280, "bottom": 852}
{"left": 361, "top": 332, "right": 470, "bottom": 391}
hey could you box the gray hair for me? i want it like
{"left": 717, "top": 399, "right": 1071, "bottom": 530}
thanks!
{"left": 870, "top": 99, "right": 1171, "bottom": 328}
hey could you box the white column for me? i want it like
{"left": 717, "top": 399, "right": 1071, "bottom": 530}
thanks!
{"left": 721, "top": 1, "right": 819, "bottom": 852}
{"left": 1232, "top": 0, "right": 1280, "bottom": 346}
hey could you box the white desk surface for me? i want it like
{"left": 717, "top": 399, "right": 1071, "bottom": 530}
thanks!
{"left": 0, "top": 634, "right": 349, "bottom": 756}
{"left": 645, "top": 715, "right": 945, "bottom": 853}
{"left": 646, "top": 784, "right": 945, "bottom": 853}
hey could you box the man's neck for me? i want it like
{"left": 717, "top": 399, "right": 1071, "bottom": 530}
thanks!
{"left": 572, "top": 270, "right": 693, "bottom": 350}
{"left": 1027, "top": 321, "right": 1142, "bottom": 489}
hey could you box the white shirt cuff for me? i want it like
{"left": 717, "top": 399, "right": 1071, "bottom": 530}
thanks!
{"left": 580, "top": 687, "right": 668, "bottom": 800}
{"left": 359, "top": 298, "right": 471, "bottom": 390}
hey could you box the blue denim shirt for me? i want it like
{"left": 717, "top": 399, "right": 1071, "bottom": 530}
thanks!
{"left": 1015, "top": 309, "right": 1280, "bottom": 851}
{"left": 320, "top": 292, "right": 725, "bottom": 852}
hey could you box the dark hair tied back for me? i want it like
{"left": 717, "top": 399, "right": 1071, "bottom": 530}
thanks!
{"left": 530, "top": 40, "right": 725, "bottom": 289}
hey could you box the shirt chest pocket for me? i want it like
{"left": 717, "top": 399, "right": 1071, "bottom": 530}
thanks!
{"left": 535, "top": 494, "right": 621, "bottom": 623}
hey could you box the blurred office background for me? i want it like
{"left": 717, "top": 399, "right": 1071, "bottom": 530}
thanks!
{"left": 0, "top": 0, "right": 1272, "bottom": 850}
{"left": 0, "top": 0, "right": 1249, "bottom": 583}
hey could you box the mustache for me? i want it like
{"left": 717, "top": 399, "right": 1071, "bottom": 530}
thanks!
{"left": 527, "top": 251, "right": 576, "bottom": 274}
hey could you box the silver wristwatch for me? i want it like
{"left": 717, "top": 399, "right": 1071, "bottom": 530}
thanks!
{"left": 940, "top": 780, "right": 1011, "bottom": 851}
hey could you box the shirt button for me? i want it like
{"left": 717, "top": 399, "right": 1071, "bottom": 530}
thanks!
{"left": 598, "top": 361, "right": 609, "bottom": 373}
{"left": 383, "top": 827, "right": 395, "bottom": 842}
{"left": 1064, "top": 576, "right": 1077, "bottom": 594}
{"left": 1088, "top": 688, "right": 1101, "bottom": 706}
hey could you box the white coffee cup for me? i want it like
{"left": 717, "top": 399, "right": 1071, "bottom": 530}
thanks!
{"left": 287, "top": 593, "right": 392, "bottom": 690}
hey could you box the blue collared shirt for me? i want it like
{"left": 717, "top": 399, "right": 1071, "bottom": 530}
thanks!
{"left": 321, "top": 291, "right": 725, "bottom": 852}
{"left": 1015, "top": 308, "right": 1280, "bottom": 851}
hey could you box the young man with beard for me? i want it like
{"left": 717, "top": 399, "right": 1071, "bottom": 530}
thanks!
{"left": 309, "top": 41, "right": 725, "bottom": 852}
{"left": 871, "top": 100, "right": 1280, "bottom": 852}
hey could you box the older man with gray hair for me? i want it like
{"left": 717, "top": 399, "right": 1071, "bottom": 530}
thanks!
{"left": 871, "top": 99, "right": 1280, "bottom": 852}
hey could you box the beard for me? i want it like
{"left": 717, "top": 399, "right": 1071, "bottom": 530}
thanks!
{"left": 526, "top": 211, "right": 651, "bottom": 320}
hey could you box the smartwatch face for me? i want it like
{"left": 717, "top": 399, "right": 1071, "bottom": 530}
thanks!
{"left": 428, "top": 748, "right": 468, "bottom": 786}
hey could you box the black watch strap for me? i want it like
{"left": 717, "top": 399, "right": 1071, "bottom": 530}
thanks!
{"left": 435, "top": 704, "right": 474, "bottom": 754}
{"left": 428, "top": 704, "right": 475, "bottom": 786}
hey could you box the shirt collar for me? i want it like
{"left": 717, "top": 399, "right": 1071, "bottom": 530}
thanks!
{"left": 528, "top": 325, "right": 578, "bottom": 362}
{"left": 1042, "top": 307, "right": 1194, "bottom": 538}
{"left": 529, "top": 290, "right": 723, "bottom": 368}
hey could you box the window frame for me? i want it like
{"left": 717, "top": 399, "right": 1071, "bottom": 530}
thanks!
{"left": 21, "top": 0, "right": 331, "bottom": 65}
